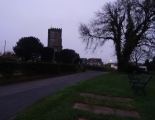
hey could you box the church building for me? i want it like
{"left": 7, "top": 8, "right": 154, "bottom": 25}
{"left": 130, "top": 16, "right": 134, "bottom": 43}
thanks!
{"left": 48, "top": 28, "right": 62, "bottom": 52}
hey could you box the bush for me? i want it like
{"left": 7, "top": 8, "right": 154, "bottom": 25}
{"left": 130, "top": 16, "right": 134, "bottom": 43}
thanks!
{"left": 0, "top": 61, "right": 78, "bottom": 85}
{"left": 21, "top": 62, "right": 77, "bottom": 75}
{"left": 127, "top": 64, "right": 147, "bottom": 74}
{"left": 60, "top": 64, "right": 77, "bottom": 73}
{"left": 0, "top": 61, "right": 20, "bottom": 78}
{"left": 84, "top": 65, "right": 115, "bottom": 72}
{"left": 0, "top": 61, "right": 77, "bottom": 79}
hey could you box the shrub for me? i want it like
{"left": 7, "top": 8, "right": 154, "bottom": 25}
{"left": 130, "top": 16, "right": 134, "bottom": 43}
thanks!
{"left": 21, "top": 62, "right": 68, "bottom": 76}
{"left": 0, "top": 61, "right": 78, "bottom": 80}
{"left": 84, "top": 65, "right": 114, "bottom": 72}
{"left": 60, "top": 64, "right": 77, "bottom": 73}
{"left": 127, "top": 64, "right": 147, "bottom": 74}
{"left": 0, "top": 61, "right": 20, "bottom": 78}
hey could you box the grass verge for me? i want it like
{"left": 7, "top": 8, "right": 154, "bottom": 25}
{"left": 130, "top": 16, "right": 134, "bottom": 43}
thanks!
{"left": 13, "top": 72, "right": 155, "bottom": 120}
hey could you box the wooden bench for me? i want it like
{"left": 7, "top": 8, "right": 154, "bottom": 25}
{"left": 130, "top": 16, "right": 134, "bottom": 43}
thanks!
{"left": 131, "top": 74, "right": 152, "bottom": 96}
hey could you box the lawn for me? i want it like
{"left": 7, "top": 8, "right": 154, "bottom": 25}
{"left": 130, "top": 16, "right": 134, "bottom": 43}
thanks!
{"left": 13, "top": 72, "right": 155, "bottom": 120}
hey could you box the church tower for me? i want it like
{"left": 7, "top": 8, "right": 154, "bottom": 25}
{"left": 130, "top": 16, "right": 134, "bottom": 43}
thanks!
{"left": 48, "top": 28, "right": 62, "bottom": 52}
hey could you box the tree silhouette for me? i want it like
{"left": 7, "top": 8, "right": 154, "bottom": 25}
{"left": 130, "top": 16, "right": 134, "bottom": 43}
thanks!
{"left": 13, "top": 36, "right": 44, "bottom": 61}
{"left": 79, "top": 0, "right": 155, "bottom": 72}
{"left": 130, "top": 47, "right": 147, "bottom": 66}
{"left": 41, "top": 47, "right": 54, "bottom": 62}
{"left": 61, "top": 49, "right": 80, "bottom": 64}
{"left": 55, "top": 49, "right": 80, "bottom": 64}
{"left": 55, "top": 51, "right": 61, "bottom": 63}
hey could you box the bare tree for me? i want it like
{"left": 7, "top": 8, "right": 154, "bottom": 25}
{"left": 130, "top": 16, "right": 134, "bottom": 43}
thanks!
{"left": 131, "top": 42, "right": 155, "bottom": 66}
{"left": 130, "top": 47, "right": 147, "bottom": 66}
{"left": 79, "top": 0, "right": 155, "bottom": 72}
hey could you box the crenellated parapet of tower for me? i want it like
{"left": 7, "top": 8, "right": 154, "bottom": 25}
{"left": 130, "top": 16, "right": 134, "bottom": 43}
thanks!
{"left": 49, "top": 28, "right": 62, "bottom": 32}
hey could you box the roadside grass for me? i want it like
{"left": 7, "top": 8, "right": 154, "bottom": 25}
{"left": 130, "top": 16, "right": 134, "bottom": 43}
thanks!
{"left": 13, "top": 72, "right": 155, "bottom": 120}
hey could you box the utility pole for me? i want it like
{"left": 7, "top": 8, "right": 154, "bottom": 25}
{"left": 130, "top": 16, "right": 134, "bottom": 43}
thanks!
{"left": 4, "top": 40, "right": 6, "bottom": 55}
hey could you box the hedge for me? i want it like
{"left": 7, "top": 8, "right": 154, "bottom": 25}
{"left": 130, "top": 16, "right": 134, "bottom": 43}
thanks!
{"left": 84, "top": 65, "right": 116, "bottom": 72}
{"left": 0, "top": 61, "right": 77, "bottom": 78}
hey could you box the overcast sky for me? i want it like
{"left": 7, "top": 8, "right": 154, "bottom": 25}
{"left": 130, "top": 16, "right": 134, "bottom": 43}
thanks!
{"left": 0, "top": 0, "right": 116, "bottom": 63}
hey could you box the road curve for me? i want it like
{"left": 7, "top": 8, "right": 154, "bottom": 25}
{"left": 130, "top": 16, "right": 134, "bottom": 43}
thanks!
{"left": 0, "top": 71, "right": 107, "bottom": 120}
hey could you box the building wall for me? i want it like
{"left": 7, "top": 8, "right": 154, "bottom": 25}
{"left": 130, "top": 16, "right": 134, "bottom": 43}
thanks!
{"left": 48, "top": 28, "right": 62, "bottom": 52}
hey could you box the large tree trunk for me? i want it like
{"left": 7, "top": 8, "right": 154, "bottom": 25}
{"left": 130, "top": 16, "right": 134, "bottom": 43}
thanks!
{"left": 117, "top": 56, "right": 130, "bottom": 72}
{"left": 116, "top": 44, "right": 131, "bottom": 72}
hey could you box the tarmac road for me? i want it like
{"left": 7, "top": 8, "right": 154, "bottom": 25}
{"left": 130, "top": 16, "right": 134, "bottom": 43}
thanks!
{"left": 0, "top": 71, "right": 107, "bottom": 120}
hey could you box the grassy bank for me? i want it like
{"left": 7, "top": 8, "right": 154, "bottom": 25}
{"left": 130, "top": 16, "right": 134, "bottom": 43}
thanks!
{"left": 13, "top": 72, "right": 155, "bottom": 120}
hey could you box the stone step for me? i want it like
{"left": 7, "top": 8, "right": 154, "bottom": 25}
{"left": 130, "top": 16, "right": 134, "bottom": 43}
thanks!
{"left": 73, "top": 103, "right": 140, "bottom": 119}
{"left": 80, "top": 93, "right": 133, "bottom": 102}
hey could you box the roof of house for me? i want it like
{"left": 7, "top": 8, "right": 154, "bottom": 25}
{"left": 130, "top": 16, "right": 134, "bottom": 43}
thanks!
{"left": 80, "top": 58, "right": 87, "bottom": 60}
{"left": 88, "top": 58, "right": 102, "bottom": 63}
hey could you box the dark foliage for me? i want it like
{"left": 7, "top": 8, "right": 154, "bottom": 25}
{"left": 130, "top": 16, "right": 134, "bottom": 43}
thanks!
{"left": 55, "top": 52, "right": 61, "bottom": 63}
{"left": 0, "top": 61, "right": 77, "bottom": 80}
{"left": 84, "top": 65, "right": 115, "bottom": 72}
{"left": 145, "top": 59, "right": 149, "bottom": 66}
{"left": 55, "top": 49, "right": 80, "bottom": 64}
{"left": 145, "top": 57, "right": 155, "bottom": 71}
{"left": 61, "top": 49, "right": 79, "bottom": 64}
{"left": 13, "top": 36, "right": 44, "bottom": 61}
{"left": 0, "top": 61, "right": 20, "bottom": 78}
{"left": 41, "top": 47, "right": 54, "bottom": 62}
{"left": 127, "top": 64, "right": 147, "bottom": 74}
